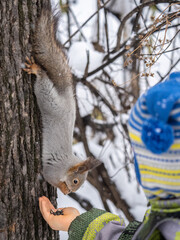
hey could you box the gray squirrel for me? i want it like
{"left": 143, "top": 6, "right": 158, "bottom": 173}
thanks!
{"left": 23, "top": 5, "right": 101, "bottom": 194}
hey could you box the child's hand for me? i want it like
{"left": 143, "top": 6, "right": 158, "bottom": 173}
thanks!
{"left": 39, "top": 196, "right": 80, "bottom": 231}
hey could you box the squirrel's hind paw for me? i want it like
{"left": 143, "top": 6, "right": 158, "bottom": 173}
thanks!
{"left": 23, "top": 56, "right": 40, "bottom": 75}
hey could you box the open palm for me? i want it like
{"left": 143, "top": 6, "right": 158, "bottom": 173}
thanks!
{"left": 39, "top": 196, "right": 80, "bottom": 231}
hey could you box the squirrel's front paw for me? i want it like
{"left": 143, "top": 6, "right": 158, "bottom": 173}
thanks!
{"left": 23, "top": 56, "right": 40, "bottom": 76}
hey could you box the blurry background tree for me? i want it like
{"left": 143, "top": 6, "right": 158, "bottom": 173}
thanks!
{"left": 57, "top": 0, "right": 180, "bottom": 225}
{"left": 0, "top": 0, "right": 58, "bottom": 239}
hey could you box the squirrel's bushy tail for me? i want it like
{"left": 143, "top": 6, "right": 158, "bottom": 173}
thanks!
{"left": 33, "top": 4, "right": 72, "bottom": 90}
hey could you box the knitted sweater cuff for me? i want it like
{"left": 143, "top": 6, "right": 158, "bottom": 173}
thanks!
{"left": 68, "top": 208, "right": 123, "bottom": 240}
{"left": 150, "top": 198, "right": 180, "bottom": 213}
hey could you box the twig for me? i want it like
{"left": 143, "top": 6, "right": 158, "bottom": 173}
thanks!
{"left": 97, "top": 0, "right": 100, "bottom": 43}
{"left": 133, "top": 0, "right": 148, "bottom": 32}
{"left": 80, "top": 11, "right": 179, "bottom": 79}
{"left": 86, "top": 48, "right": 127, "bottom": 78}
{"left": 159, "top": 58, "right": 180, "bottom": 82}
{"left": 82, "top": 80, "right": 119, "bottom": 115}
{"left": 69, "top": 193, "right": 93, "bottom": 210}
{"left": 116, "top": 0, "right": 180, "bottom": 50}
{"left": 69, "top": 7, "right": 87, "bottom": 41}
{"left": 102, "top": 0, "right": 110, "bottom": 57}
{"left": 124, "top": 9, "right": 180, "bottom": 63}
{"left": 110, "top": 162, "right": 132, "bottom": 178}
{"left": 83, "top": 50, "right": 90, "bottom": 78}
{"left": 66, "top": 0, "right": 71, "bottom": 45}
{"left": 139, "top": 47, "right": 180, "bottom": 55}
{"left": 63, "top": 0, "right": 111, "bottom": 46}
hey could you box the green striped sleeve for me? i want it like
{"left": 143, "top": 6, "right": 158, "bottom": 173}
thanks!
{"left": 68, "top": 208, "right": 123, "bottom": 240}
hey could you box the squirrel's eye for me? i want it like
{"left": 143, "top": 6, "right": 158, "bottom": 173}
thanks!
{"left": 73, "top": 179, "right": 78, "bottom": 184}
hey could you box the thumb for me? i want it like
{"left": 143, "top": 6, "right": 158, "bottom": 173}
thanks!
{"left": 39, "top": 196, "right": 55, "bottom": 219}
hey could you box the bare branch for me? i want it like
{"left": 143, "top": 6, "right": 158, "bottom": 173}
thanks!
{"left": 116, "top": 1, "right": 180, "bottom": 50}
{"left": 63, "top": 0, "right": 111, "bottom": 46}
{"left": 69, "top": 7, "right": 87, "bottom": 41}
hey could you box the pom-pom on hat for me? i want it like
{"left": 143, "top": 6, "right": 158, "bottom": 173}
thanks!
{"left": 128, "top": 72, "right": 180, "bottom": 200}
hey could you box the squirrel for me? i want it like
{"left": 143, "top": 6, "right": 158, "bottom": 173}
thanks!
{"left": 23, "top": 4, "right": 101, "bottom": 195}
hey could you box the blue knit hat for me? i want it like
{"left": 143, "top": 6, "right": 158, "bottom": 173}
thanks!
{"left": 128, "top": 72, "right": 180, "bottom": 200}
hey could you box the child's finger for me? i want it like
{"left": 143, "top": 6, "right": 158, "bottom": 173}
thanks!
{"left": 39, "top": 197, "right": 45, "bottom": 213}
{"left": 40, "top": 196, "right": 55, "bottom": 212}
{"left": 39, "top": 196, "right": 55, "bottom": 219}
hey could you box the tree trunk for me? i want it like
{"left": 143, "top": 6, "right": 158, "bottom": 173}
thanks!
{"left": 0, "top": 0, "right": 59, "bottom": 239}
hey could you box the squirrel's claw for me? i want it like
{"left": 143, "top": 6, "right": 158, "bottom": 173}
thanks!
{"left": 23, "top": 68, "right": 31, "bottom": 74}
{"left": 25, "top": 62, "right": 31, "bottom": 68}
{"left": 26, "top": 56, "right": 32, "bottom": 64}
{"left": 23, "top": 56, "right": 40, "bottom": 76}
{"left": 31, "top": 56, "right": 35, "bottom": 63}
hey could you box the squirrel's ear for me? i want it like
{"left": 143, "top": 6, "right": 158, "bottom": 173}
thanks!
{"left": 68, "top": 157, "right": 101, "bottom": 174}
{"left": 77, "top": 157, "right": 101, "bottom": 174}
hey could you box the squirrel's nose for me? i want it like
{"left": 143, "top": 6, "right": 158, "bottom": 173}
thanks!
{"left": 58, "top": 181, "right": 71, "bottom": 195}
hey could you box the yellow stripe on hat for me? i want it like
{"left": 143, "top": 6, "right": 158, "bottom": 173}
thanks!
{"left": 144, "top": 189, "right": 180, "bottom": 197}
{"left": 129, "top": 132, "right": 180, "bottom": 150}
{"left": 142, "top": 178, "right": 180, "bottom": 186}
{"left": 171, "top": 143, "right": 180, "bottom": 150}
{"left": 141, "top": 171, "right": 180, "bottom": 179}
{"left": 139, "top": 165, "right": 180, "bottom": 174}
{"left": 144, "top": 189, "right": 164, "bottom": 195}
{"left": 129, "top": 132, "right": 142, "bottom": 143}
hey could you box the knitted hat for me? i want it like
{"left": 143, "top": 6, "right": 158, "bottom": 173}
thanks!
{"left": 128, "top": 72, "right": 180, "bottom": 200}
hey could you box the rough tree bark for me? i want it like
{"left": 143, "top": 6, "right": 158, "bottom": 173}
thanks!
{"left": 0, "top": 0, "right": 59, "bottom": 239}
